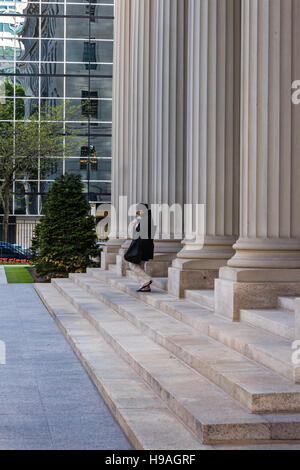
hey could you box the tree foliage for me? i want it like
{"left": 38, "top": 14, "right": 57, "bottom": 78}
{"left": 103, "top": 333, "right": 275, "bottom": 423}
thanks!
{"left": 31, "top": 173, "right": 99, "bottom": 279}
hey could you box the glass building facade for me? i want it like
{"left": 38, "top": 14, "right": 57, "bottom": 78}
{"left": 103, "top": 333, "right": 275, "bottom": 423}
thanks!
{"left": 0, "top": 0, "right": 113, "bottom": 216}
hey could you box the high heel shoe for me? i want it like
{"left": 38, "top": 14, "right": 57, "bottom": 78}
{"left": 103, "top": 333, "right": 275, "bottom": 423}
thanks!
{"left": 136, "top": 280, "right": 153, "bottom": 293}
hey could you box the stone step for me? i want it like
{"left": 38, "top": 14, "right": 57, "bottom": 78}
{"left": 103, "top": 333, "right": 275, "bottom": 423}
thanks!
{"left": 87, "top": 269, "right": 300, "bottom": 384}
{"left": 70, "top": 273, "right": 300, "bottom": 414}
{"left": 34, "top": 283, "right": 204, "bottom": 450}
{"left": 240, "top": 308, "right": 295, "bottom": 341}
{"left": 126, "top": 270, "right": 168, "bottom": 291}
{"left": 152, "top": 277, "right": 168, "bottom": 291}
{"left": 108, "top": 264, "right": 117, "bottom": 274}
{"left": 185, "top": 290, "right": 215, "bottom": 311}
{"left": 49, "top": 278, "right": 300, "bottom": 444}
{"left": 278, "top": 297, "right": 298, "bottom": 313}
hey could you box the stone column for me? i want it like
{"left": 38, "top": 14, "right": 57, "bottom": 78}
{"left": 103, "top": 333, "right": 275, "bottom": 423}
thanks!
{"left": 115, "top": 0, "right": 155, "bottom": 276}
{"left": 168, "top": 0, "right": 241, "bottom": 297}
{"left": 215, "top": 0, "right": 300, "bottom": 320}
{"left": 296, "top": 299, "right": 300, "bottom": 341}
{"left": 102, "top": 0, "right": 132, "bottom": 270}
{"left": 147, "top": 0, "right": 187, "bottom": 278}
{"left": 116, "top": 0, "right": 187, "bottom": 279}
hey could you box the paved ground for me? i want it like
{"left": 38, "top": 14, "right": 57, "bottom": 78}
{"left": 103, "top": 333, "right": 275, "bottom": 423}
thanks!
{"left": 0, "top": 284, "right": 133, "bottom": 450}
{"left": 0, "top": 267, "right": 7, "bottom": 284}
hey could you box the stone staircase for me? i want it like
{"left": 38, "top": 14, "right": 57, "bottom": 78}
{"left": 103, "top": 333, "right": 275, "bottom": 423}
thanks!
{"left": 240, "top": 302, "right": 295, "bottom": 341}
{"left": 35, "top": 268, "right": 300, "bottom": 450}
{"left": 185, "top": 290, "right": 296, "bottom": 341}
{"left": 185, "top": 290, "right": 215, "bottom": 312}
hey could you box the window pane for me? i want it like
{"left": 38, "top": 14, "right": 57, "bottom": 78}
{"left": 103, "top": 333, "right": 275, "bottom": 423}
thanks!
{"left": 16, "top": 38, "right": 39, "bottom": 61}
{"left": 18, "top": 15, "right": 40, "bottom": 38}
{"left": 65, "top": 157, "right": 88, "bottom": 179}
{"left": 89, "top": 135, "right": 112, "bottom": 158}
{"left": 40, "top": 99, "right": 65, "bottom": 120}
{"left": 14, "top": 181, "right": 38, "bottom": 216}
{"left": 66, "top": 40, "right": 113, "bottom": 63}
{"left": 66, "top": 76, "right": 90, "bottom": 98}
{"left": 41, "top": 158, "right": 64, "bottom": 180}
{"left": 90, "top": 19, "right": 113, "bottom": 40}
{"left": 0, "top": 61, "right": 14, "bottom": 74}
{"left": 15, "top": 97, "right": 38, "bottom": 118}
{"left": 41, "top": 18, "right": 65, "bottom": 39}
{"left": 16, "top": 75, "right": 39, "bottom": 97}
{"left": 90, "top": 158, "right": 111, "bottom": 180}
{"left": 0, "top": 38, "right": 15, "bottom": 60}
{"left": 90, "top": 77, "right": 112, "bottom": 98}
{"left": 66, "top": 18, "right": 90, "bottom": 40}
{"left": 84, "top": 181, "right": 111, "bottom": 202}
{"left": 41, "top": 39, "right": 64, "bottom": 62}
{"left": 0, "top": 76, "right": 14, "bottom": 96}
{"left": 41, "top": 75, "right": 64, "bottom": 98}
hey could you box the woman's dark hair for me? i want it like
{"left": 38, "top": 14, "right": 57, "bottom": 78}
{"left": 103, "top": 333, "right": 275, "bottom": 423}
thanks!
{"left": 137, "top": 203, "right": 149, "bottom": 210}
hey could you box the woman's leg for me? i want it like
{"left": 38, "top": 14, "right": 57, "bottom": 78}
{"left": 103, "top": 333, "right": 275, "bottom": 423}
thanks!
{"left": 129, "top": 262, "right": 152, "bottom": 286}
{"left": 139, "top": 262, "right": 152, "bottom": 286}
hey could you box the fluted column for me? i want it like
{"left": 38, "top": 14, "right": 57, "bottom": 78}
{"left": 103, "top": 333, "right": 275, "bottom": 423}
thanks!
{"left": 169, "top": 0, "right": 241, "bottom": 297}
{"left": 229, "top": 0, "right": 300, "bottom": 269}
{"left": 101, "top": 0, "right": 132, "bottom": 269}
{"left": 128, "top": 0, "right": 154, "bottom": 206}
{"left": 216, "top": 0, "right": 300, "bottom": 321}
{"left": 115, "top": 0, "right": 155, "bottom": 276}
{"left": 147, "top": 0, "right": 187, "bottom": 277}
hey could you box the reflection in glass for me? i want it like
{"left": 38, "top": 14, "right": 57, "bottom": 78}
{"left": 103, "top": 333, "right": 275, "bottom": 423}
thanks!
{"left": 85, "top": 182, "right": 111, "bottom": 203}
{"left": 41, "top": 17, "right": 65, "bottom": 39}
{"left": 0, "top": 61, "right": 14, "bottom": 74}
{"left": 15, "top": 38, "right": 39, "bottom": 61}
{"left": 89, "top": 135, "right": 112, "bottom": 158}
{"left": 14, "top": 181, "right": 38, "bottom": 215}
{"left": 16, "top": 69, "right": 39, "bottom": 97}
{"left": 0, "top": 37, "right": 15, "bottom": 60}
{"left": 67, "top": 40, "right": 113, "bottom": 64}
{"left": 15, "top": 160, "right": 38, "bottom": 179}
{"left": 40, "top": 73, "right": 64, "bottom": 98}
{"left": 41, "top": 39, "right": 64, "bottom": 62}
{"left": 0, "top": 0, "right": 113, "bottom": 215}
{"left": 41, "top": 158, "right": 63, "bottom": 180}
{"left": 90, "top": 159, "right": 111, "bottom": 180}
{"left": 65, "top": 158, "right": 88, "bottom": 180}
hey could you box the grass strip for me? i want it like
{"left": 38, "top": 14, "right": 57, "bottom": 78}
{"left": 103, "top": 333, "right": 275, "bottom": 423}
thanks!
{"left": 4, "top": 266, "right": 34, "bottom": 284}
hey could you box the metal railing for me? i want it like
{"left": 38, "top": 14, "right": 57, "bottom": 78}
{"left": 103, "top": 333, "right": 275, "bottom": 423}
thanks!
{"left": 0, "top": 217, "right": 39, "bottom": 257}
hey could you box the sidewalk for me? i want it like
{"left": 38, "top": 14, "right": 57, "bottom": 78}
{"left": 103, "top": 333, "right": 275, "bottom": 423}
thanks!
{"left": 0, "top": 267, "right": 7, "bottom": 284}
{"left": 0, "top": 284, "right": 132, "bottom": 450}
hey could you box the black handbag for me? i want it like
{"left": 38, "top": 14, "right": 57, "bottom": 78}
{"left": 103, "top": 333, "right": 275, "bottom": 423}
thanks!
{"left": 124, "top": 238, "right": 142, "bottom": 265}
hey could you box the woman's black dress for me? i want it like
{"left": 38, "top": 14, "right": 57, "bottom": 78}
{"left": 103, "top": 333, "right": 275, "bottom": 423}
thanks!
{"left": 124, "top": 210, "right": 154, "bottom": 264}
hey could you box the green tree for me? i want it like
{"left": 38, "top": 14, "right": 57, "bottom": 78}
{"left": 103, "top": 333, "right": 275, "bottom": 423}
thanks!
{"left": 0, "top": 79, "right": 85, "bottom": 241}
{"left": 31, "top": 173, "right": 99, "bottom": 279}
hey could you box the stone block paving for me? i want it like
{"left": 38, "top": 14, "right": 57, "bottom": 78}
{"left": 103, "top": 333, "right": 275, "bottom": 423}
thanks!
{"left": 0, "top": 284, "right": 133, "bottom": 450}
{"left": 0, "top": 267, "right": 7, "bottom": 284}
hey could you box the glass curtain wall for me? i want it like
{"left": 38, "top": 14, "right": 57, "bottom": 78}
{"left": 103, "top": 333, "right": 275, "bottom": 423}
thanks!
{"left": 0, "top": 0, "right": 113, "bottom": 216}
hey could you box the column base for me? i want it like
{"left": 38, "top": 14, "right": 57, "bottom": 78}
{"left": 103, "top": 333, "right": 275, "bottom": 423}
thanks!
{"left": 101, "top": 239, "right": 125, "bottom": 270}
{"left": 215, "top": 267, "right": 300, "bottom": 322}
{"left": 168, "top": 258, "right": 228, "bottom": 298}
{"left": 144, "top": 240, "right": 182, "bottom": 277}
{"left": 296, "top": 300, "right": 300, "bottom": 341}
{"left": 115, "top": 240, "right": 131, "bottom": 277}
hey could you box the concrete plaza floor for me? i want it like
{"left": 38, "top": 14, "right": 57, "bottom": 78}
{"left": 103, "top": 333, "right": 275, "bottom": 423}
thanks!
{"left": 0, "top": 267, "right": 7, "bottom": 284}
{"left": 0, "top": 284, "right": 133, "bottom": 450}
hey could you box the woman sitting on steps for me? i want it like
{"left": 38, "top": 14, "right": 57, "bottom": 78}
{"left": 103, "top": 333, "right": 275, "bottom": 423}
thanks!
{"left": 124, "top": 204, "right": 154, "bottom": 293}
